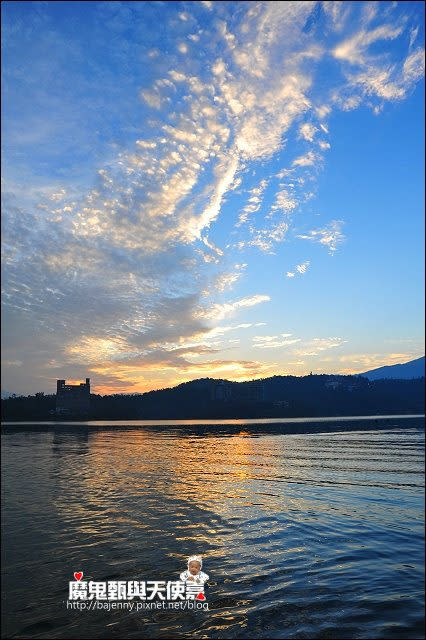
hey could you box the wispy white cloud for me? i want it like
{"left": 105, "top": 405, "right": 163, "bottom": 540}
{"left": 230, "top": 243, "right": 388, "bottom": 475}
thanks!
{"left": 293, "top": 337, "right": 347, "bottom": 356}
{"left": 333, "top": 24, "right": 403, "bottom": 66}
{"left": 345, "top": 48, "right": 425, "bottom": 103}
{"left": 246, "top": 221, "right": 290, "bottom": 253}
{"left": 296, "top": 220, "right": 345, "bottom": 253}
{"left": 185, "top": 153, "right": 239, "bottom": 241}
{"left": 322, "top": 1, "right": 352, "bottom": 32}
{"left": 296, "top": 260, "right": 310, "bottom": 274}
{"left": 140, "top": 89, "right": 164, "bottom": 110}
{"left": 253, "top": 333, "right": 301, "bottom": 349}
{"left": 332, "top": 15, "right": 424, "bottom": 110}
{"left": 136, "top": 139, "right": 157, "bottom": 149}
{"left": 318, "top": 140, "right": 331, "bottom": 150}
{"left": 293, "top": 150, "right": 321, "bottom": 167}
{"left": 409, "top": 26, "right": 419, "bottom": 50}
{"left": 270, "top": 188, "right": 298, "bottom": 214}
{"left": 237, "top": 178, "right": 269, "bottom": 226}
{"left": 299, "top": 122, "right": 317, "bottom": 142}
{"left": 286, "top": 260, "right": 310, "bottom": 278}
{"left": 214, "top": 263, "right": 247, "bottom": 292}
{"left": 201, "top": 294, "right": 270, "bottom": 321}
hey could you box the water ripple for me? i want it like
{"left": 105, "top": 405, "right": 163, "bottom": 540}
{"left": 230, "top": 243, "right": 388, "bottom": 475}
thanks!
{"left": 1, "top": 419, "right": 424, "bottom": 639}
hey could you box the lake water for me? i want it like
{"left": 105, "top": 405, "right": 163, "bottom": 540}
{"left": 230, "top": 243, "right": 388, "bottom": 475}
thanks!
{"left": 1, "top": 416, "right": 424, "bottom": 639}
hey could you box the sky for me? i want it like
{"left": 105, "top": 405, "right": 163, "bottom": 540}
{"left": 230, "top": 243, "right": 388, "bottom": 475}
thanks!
{"left": 1, "top": 0, "right": 425, "bottom": 396}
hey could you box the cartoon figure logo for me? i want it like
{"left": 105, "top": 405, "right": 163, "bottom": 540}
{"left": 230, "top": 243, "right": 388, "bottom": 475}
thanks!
{"left": 179, "top": 555, "right": 209, "bottom": 600}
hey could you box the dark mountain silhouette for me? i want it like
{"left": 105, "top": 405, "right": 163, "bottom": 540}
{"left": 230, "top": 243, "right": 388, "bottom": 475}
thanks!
{"left": 1, "top": 373, "right": 424, "bottom": 421}
{"left": 359, "top": 356, "right": 425, "bottom": 381}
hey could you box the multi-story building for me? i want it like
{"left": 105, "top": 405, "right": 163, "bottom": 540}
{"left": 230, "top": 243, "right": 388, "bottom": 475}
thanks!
{"left": 56, "top": 378, "right": 91, "bottom": 416}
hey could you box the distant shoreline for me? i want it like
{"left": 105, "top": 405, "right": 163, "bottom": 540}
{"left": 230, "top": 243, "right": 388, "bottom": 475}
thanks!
{"left": 3, "top": 376, "right": 423, "bottom": 422}
{"left": 2, "top": 414, "right": 424, "bottom": 431}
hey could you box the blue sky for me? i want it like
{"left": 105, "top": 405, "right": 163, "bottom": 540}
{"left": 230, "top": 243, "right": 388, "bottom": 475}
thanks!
{"left": 2, "top": 0, "right": 424, "bottom": 395}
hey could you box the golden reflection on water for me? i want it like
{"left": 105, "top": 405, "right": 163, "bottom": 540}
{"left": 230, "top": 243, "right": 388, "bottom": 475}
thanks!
{"left": 49, "top": 426, "right": 424, "bottom": 569}
{"left": 2, "top": 424, "right": 424, "bottom": 639}
{"left": 49, "top": 428, "right": 321, "bottom": 554}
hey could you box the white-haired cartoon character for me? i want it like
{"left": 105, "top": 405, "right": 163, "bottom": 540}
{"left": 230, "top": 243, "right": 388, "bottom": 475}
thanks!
{"left": 179, "top": 555, "right": 209, "bottom": 598}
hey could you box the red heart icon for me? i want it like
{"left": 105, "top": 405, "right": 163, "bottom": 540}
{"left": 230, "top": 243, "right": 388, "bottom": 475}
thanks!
{"left": 195, "top": 592, "right": 206, "bottom": 601}
{"left": 74, "top": 572, "right": 83, "bottom": 581}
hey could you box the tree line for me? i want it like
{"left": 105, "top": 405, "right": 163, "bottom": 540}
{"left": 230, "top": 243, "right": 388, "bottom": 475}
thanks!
{"left": 1, "top": 375, "right": 424, "bottom": 420}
